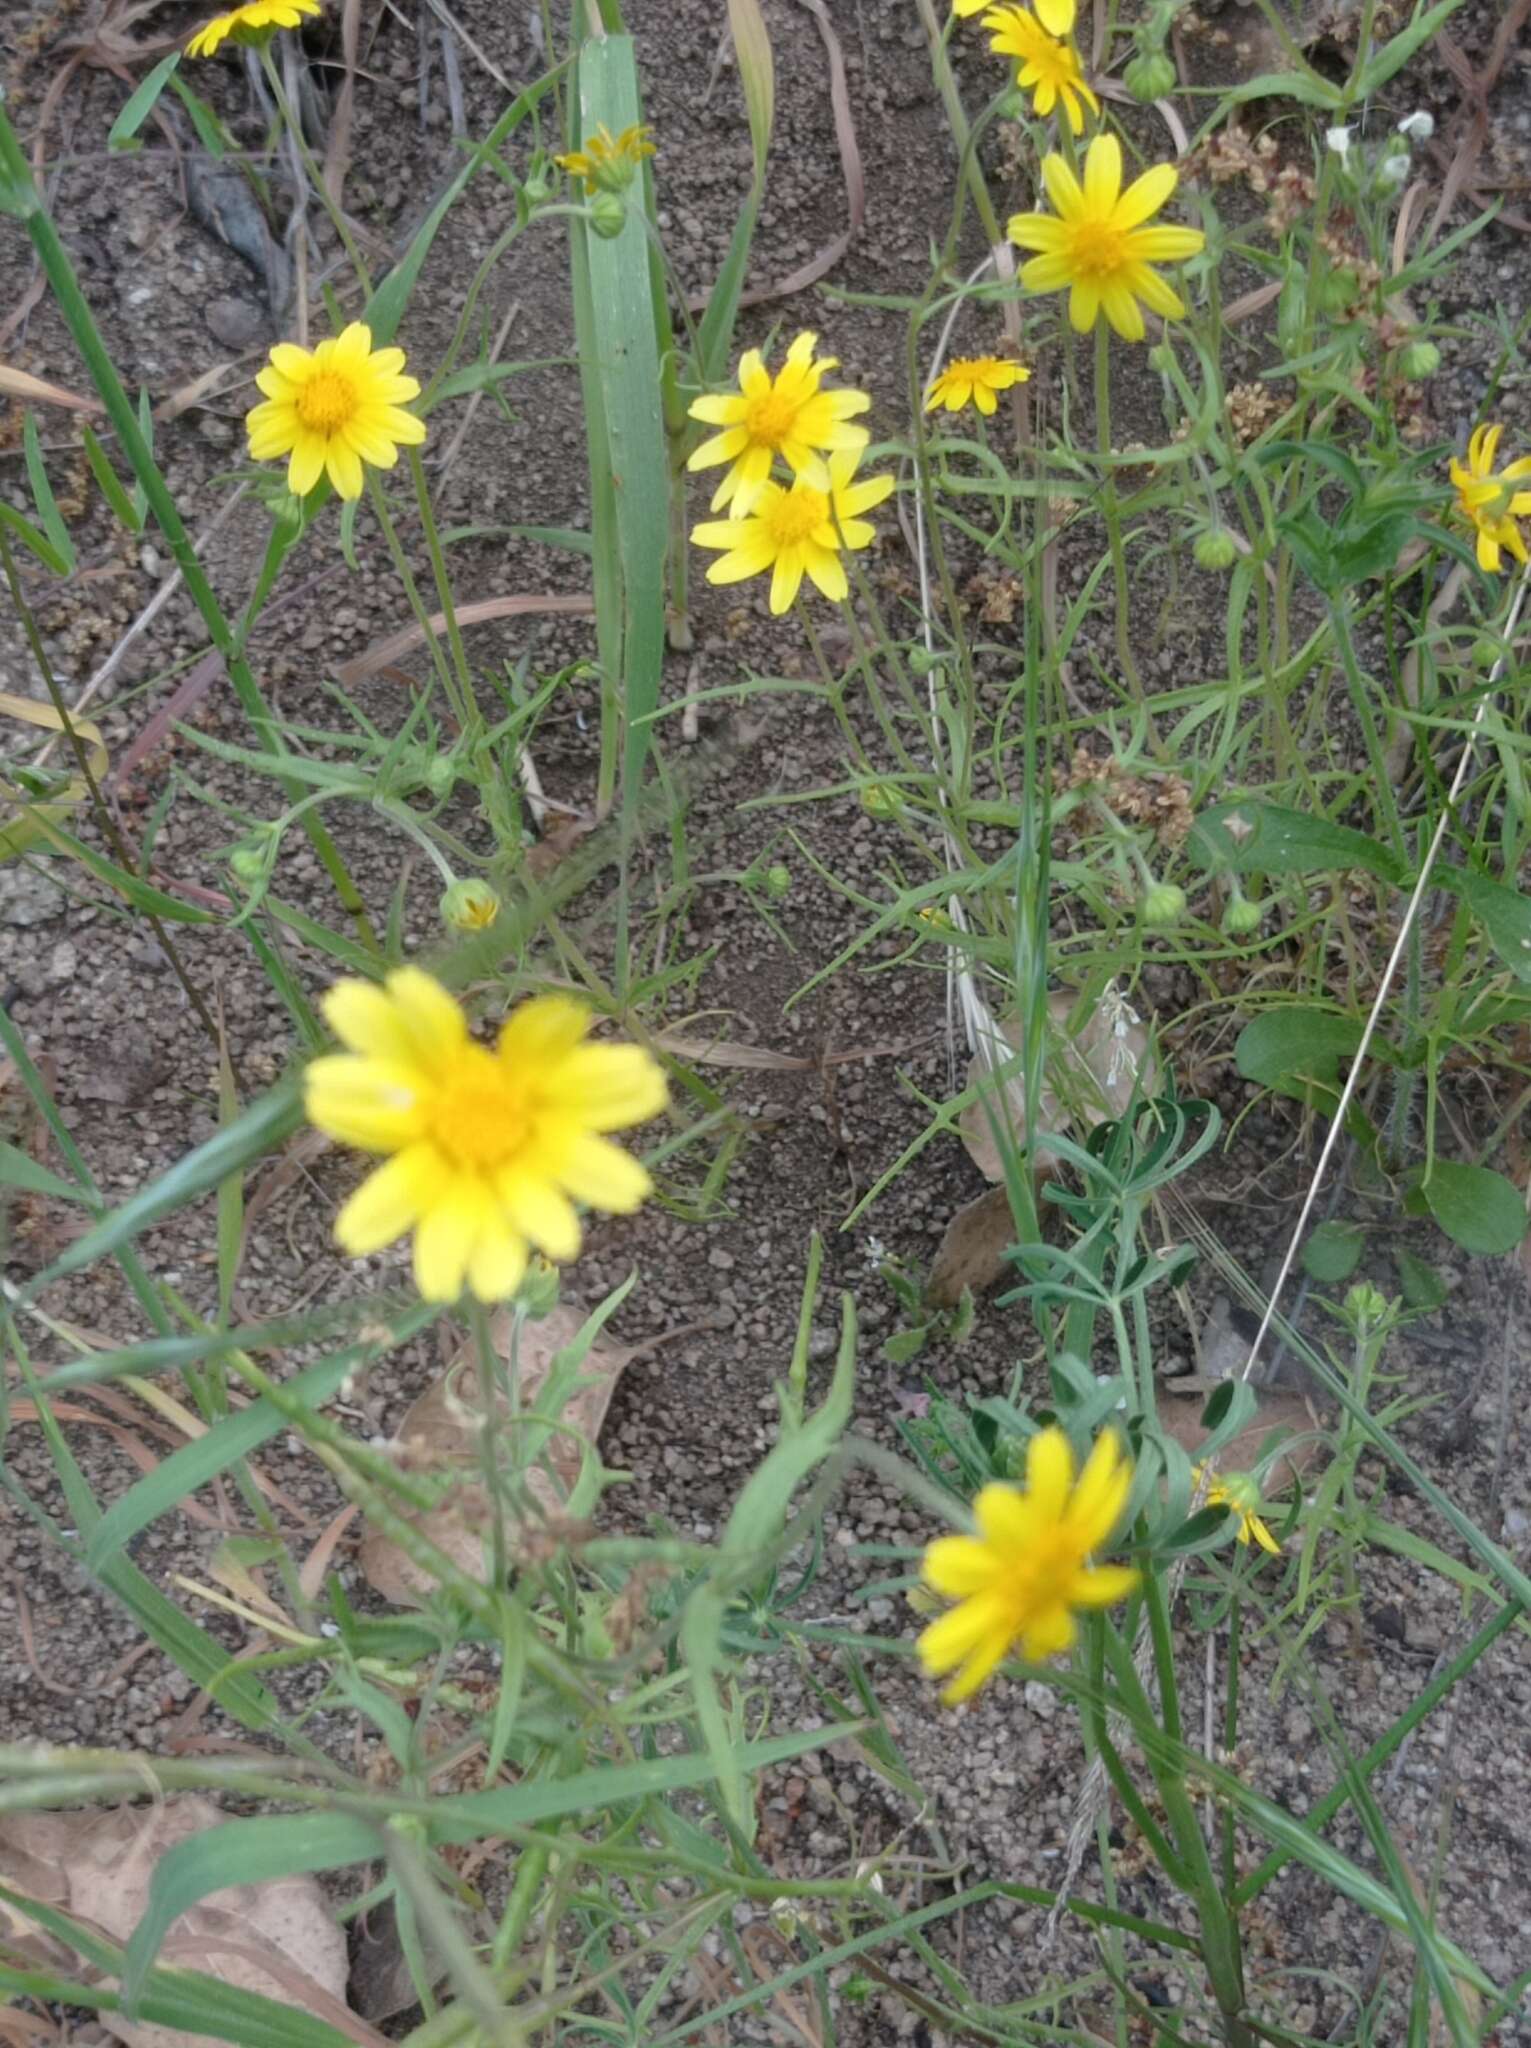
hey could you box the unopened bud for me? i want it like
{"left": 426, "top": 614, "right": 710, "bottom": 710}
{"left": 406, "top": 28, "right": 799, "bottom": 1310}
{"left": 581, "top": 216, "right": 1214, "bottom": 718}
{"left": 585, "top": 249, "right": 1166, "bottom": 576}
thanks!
{"left": 762, "top": 863, "right": 792, "bottom": 900}
{"left": 518, "top": 1251, "right": 561, "bottom": 1317}
{"left": 588, "top": 191, "right": 628, "bottom": 239}
{"left": 860, "top": 782, "right": 900, "bottom": 820}
{"left": 1222, "top": 890, "right": 1263, "bottom": 936}
{"left": 1123, "top": 50, "right": 1177, "bottom": 102}
{"left": 1194, "top": 529, "right": 1237, "bottom": 572}
{"left": 1141, "top": 880, "right": 1186, "bottom": 927}
{"left": 229, "top": 841, "right": 267, "bottom": 884}
{"left": 425, "top": 757, "right": 455, "bottom": 799}
{"left": 1397, "top": 339, "right": 1440, "bottom": 380}
{"left": 440, "top": 877, "right": 501, "bottom": 932}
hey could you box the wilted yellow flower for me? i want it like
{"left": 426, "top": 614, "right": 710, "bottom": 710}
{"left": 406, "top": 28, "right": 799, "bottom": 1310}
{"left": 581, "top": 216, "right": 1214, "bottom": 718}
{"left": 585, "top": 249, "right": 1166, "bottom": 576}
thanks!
{"left": 305, "top": 969, "right": 666, "bottom": 1303}
{"left": 690, "top": 448, "right": 893, "bottom": 613}
{"left": 918, "top": 1426, "right": 1139, "bottom": 1704}
{"left": 1008, "top": 133, "right": 1205, "bottom": 341}
{"left": 555, "top": 123, "right": 655, "bottom": 193}
{"left": 983, "top": 4, "right": 1098, "bottom": 135}
{"left": 1450, "top": 424, "right": 1531, "bottom": 574}
{"left": 186, "top": 0, "right": 319, "bottom": 56}
{"left": 925, "top": 355, "right": 1030, "bottom": 416}
{"left": 1197, "top": 1467, "right": 1281, "bottom": 1556}
{"left": 246, "top": 321, "right": 426, "bottom": 501}
{"left": 687, "top": 331, "right": 870, "bottom": 518}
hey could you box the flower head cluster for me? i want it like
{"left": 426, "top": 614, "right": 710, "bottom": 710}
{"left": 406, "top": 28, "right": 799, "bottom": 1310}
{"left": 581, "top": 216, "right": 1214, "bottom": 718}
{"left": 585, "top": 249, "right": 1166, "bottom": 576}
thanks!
{"left": 983, "top": 1, "right": 1098, "bottom": 135}
{"left": 305, "top": 969, "right": 666, "bottom": 1303}
{"left": 186, "top": 0, "right": 319, "bottom": 57}
{"left": 246, "top": 322, "right": 425, "bottom": 501}
{"left": 925, "top": 355, "right": 1030, "bottom": 416}
{"left": 1008, "top": 134, "right": 1205, "bottom": 341}
{"left": 918, "top": 1425, "right": 1138, "bottom": 1703}
{"left": 1450, "top": 424, "right": 1531, "bottom": 574}
{"left": 556, "top": 123, "right": 655, "bottom": 193}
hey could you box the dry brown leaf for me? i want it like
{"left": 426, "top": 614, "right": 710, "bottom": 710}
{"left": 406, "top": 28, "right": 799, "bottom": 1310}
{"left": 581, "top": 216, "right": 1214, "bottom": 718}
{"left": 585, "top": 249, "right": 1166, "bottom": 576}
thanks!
{"left": 0, "top": 364, "right": 102, "bottom": 412}
{"left": 926, "top": 1184, "right": 1026, "bottom": 1308}
{"left": 958, "top": 993, "right": 1157, "bottom": 1183}
{"left": 357, "top": 1303, "right": 636, "bottom": 1606}
{"left": 1157, "top": 1386, "right": 1324, "bottom": 1487}
{"left": 0, "top": 1800, "right": 365, "bottom": 2048}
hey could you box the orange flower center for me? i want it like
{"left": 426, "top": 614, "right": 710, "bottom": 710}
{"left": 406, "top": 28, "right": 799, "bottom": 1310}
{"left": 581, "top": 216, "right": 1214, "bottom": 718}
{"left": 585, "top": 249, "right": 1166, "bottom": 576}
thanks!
{"left": 744, "top": 388, "right": 800, "bottom": 450}
{"left": 765, "top": 483, "right": 829, "bottom": 548}
{"left": 295, "top": 369, "right": 360, "bottom": 435}
{"left": 429, "top": 1049, "right": 529, "bottom": 1169}
{"left": 1067, "top": 219, "right": 1128, "bottom": 279}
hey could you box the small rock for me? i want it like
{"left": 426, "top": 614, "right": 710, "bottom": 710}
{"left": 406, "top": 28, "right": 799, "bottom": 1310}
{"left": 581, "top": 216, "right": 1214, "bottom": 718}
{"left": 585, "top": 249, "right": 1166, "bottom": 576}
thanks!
{"left": 0, "top": 864, "right": 65, "bottom": 927}
{"left": 205, "top": 293, "right": 269, "bottom": 349}
{"left": 48, "top": 940, "right": 77, "bottom": 984}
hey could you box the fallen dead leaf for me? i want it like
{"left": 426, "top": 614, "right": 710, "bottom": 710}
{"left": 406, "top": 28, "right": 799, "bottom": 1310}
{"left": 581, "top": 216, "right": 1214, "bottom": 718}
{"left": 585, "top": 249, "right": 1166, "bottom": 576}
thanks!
{"left": 0, "top": 1799, "right": 367, "bottom": 2048}
{"left": 1157, "top": 1386, "right": 1325, "bottom": 1490}
{"left": 958, "top": 993, "right": 1158, "bottom": 1183}
{"left": 926, "top": 1183, "right": 1027, "bottom": 1308}
{"left": 357, "top": 1302, "right": 637, "bottom": 1606}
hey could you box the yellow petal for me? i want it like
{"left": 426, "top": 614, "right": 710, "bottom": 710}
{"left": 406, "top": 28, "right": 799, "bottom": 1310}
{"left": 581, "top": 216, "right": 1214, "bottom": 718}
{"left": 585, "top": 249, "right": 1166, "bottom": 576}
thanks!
{"left": 552, "top": 1131, "right": 652, "bottom": 1211}
{"left": 1021, "top": 1603, "right": 1078, "bottom": 1659}
{"left": 498, "top": 992, "right": 591, "bottom": 1067}
{"left": 1067, "top": 1430, "right": 1131, "bottom": 1547}
{"left": 1115, "top": 162, "right": 1178, "bottom": 230}
{"left": 323, "top": 978, "right": 416, "bottom": 1061}
{"left": 495, "top": 1171, "right": 582, "bottom": 1261}
{"left": 1067, "top": 1563, "right": 1140, "bottom": 1608}
{"left": 1025, "top": 1426, "right": 1075, "bottom": 1521}
{"left": 973, "top": 1481, "right": 1038, "bottom": 1553}
{"left": 334, "top": 1143, "right": 452, "bottom": 1253}
{"left": 466, "top": 1215, "right": 529, "bottom": 1302}
{"left": 385, "top": 966, "right": 468, "bottom": 1069}
{"left": 1084, "top": 132, "right": 1122, "bottom": 215}
{"left": 940, "top": 1626, "right": 1013, "bottom": 1704}
{"left": 917, "top": 1590, "right": 1005, "bottom": 1674}
{"left": 305, "top": 1056, "right": 425, "bottom": 1150}
{"left": 542, "top": 1044, "right": 667, "bottom": 1129}
{"left": 922, "top": 1534, "right": 1000, "bottom": 1597}
{"left": 412, "top": 1178, "right": 490, "bottom": 1302}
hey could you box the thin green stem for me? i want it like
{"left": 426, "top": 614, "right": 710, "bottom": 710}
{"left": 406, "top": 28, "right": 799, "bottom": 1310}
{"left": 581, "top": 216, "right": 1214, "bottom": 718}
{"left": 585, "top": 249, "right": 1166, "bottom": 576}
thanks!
{"left": 1095, "top": 320, "right": 1142, "bottom": 699}
{"left": 365, "top": 468, "right": 469, "bottom": 728}
{"left": 409, "top": 448, "right": 477, "bottom": 730}
{"left": 258, "top": 45, "right": 373, "bottom": 294}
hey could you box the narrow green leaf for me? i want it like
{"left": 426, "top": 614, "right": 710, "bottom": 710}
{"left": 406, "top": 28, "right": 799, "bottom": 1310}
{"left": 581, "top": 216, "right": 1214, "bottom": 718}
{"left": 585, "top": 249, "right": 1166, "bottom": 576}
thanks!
{"left": 168, "top": 73, "right": 230, "bottom": 159}
{"left": 1353, "top": 0, "right": 1465, "bottom": 96}
{"left": 108, "top": 53, "right": 180, "bottom": 153}
{"left": 81, "top": 423, "right": 145, "bottom": 534}
{"left": 25, "top": 1079, "right": 303, "bottom": 1298}
{"left": 1395, "top": 1247, "right": 1447, "bottom": 1311}
{"left": 16, "top": 810, "right": 213, "bottom": 921}
{"left": 23, "top": 411, "right": 76, "bottom": 574}
{"left": 0, "top": 498, "right": 69, "bottom": 575}
{"left": 1216, "top": 67, "right": 1342, "bottom": 112}
{"left": 1437, "top": 865, "right": 1531, "bottom": 984}
{"left": 0, "top": 1139, "right": 92, "bottom": 1204}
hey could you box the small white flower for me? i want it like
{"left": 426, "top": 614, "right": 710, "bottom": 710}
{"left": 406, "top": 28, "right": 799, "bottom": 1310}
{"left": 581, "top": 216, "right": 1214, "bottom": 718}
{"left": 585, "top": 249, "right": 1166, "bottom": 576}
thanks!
{"left": 863, "top": 1234, "right": 888, "bottom": 1272}
{"left": 1378, "top": 154, "right": 1410, "bottom": 187}
{"left": 1397, "top": 110, "right": 1434, "bottom": 142}
{"left": 1099, "top": 981, "right": 1142, "bottom": 1087}
{"left": 1325, "top": 125, "right": 1353, "bottom": 159}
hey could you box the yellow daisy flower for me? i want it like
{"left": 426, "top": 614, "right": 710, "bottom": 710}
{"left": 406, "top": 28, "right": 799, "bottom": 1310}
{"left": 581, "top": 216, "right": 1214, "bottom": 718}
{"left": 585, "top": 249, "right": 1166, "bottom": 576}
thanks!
{"left": 246, "top": 321, "right": 426, "bottom": 502}
{"left": 918, "top": 1426, "right": 1139, "bottom": 1704}
{"left": 982, "top": 5, "right": 1099, "bottom": 135}
{"left": 305, "top": 969, "right": 667, "bottom": 1304}
{"left": 186, "top": 0, "right": 320, "bottom": 58}
{"left": 687, "top": 330, "right": 871, "bottom": 518}
{"left": 1008, "top": 132, "right": 1205, "bottom": 342}
{"left": 1449, "top": 424, "right": 1531, "bottom": 574}
{"left": 555, "top": 123, "right": 655, "bottom": 193}
{"left": 957, "top": 0, "right": 1073, "bottom": 21}
{"left": 690, "top": 448, "right": 894, "bottom": 614}
{"left": 925, "top": 355, "right": 1030, "bottom": 415}
{"left": 1197, "top": 1467, "right": 1282, "bottom": 1556}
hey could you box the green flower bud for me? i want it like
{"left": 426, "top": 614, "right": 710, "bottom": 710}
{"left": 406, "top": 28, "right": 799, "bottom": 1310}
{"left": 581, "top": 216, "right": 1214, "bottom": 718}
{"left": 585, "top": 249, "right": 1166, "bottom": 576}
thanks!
{"left": 522, "top": 173, "right": 551, "bottom": 206}
{"left": 860, "top": 782, "right": 900, "bottom": 820}
{"left": 1194, "top": 529, "right": 1237, "bottom": 572}
{"left": 588, "top": 191, "right": 628, "bottom": 240}
{"left": 1141, "top": 880, "right": 1186, "bottom": 927}
{"left": 996, "top": 88, "right": 1030, "bottom": 122}
{"left": 762, "top": 863, "right": 792, "bottom": 901}
{"left": 1124, "top": 50, "right": 1177, "bottom": 102}
{"left": 1397, "top": 339, "right": 1440, "bottom": 380}
{"left": 440, "top": 877, "right": 501, "bottom": 932}
{"left": 1343, "top": 1281, "right": 1389, "bottom": 1331}
{"left": 1147, "top": 341, "right": 1176, "bottom": 375}
{"left": 1222, "top": 890, "right": 1263, "bottom": 936}
{"left": 518, "top": 1251, "right": 562, "bottom": 1318}
{"left": 908, "top": 647, "right": 938, "bottom": 678}
{"left": 425, "top": 757, "right": 455, "bottom": 799}
{"left": 1320, "top": 267, "right": 1360, "bottom": 315}
{"left": 229, "top": 842, "right": 267, "bottom": 884}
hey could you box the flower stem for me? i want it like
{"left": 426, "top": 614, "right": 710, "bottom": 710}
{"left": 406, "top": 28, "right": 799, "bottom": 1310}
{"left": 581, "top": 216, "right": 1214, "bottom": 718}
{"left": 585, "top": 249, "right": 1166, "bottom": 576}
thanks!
{"left": 1094, "top": 319, "right": 1142, "bottom": 698}
{"left": 409, "top": 448, "right": 477, "bottom": 733}
{"left": 258, "top": 45, "right": 373, "bottom": 295}
{"left": 366, "top": 469, "right": 471, "bottom": 732}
